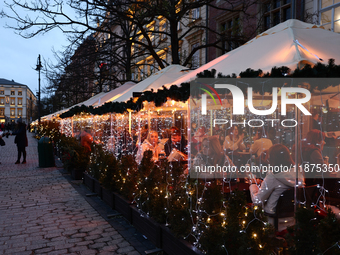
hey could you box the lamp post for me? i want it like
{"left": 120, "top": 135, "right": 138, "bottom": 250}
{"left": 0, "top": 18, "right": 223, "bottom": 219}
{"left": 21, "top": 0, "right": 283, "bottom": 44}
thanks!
{"left": 36, "top": 54, "right": 42, "bottom": 124}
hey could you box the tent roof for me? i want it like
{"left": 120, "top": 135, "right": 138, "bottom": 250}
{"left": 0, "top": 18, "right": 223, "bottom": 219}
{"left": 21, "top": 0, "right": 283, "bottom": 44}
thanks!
{"left": 92, "top": 81, "right": 136, "bottom": 107}
{"left": 112, "top": 64, "right": 190, "bottom": 102}
{"left": 77, "top": 92, "right": 106, "bottom": 106}
{"left": 166, "top": 19, "right": 340, "bottom": 86}
{"left": 40, "top": 92, "right": 106, "bottom": 121}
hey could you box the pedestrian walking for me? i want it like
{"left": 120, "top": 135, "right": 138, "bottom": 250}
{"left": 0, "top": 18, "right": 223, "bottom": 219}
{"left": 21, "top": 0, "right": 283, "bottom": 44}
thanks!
{"left": 0, "top": 133, "right": 6, "bottom": 164}
{"left": 12, "top": 118, "right": 28, "bottom": 164}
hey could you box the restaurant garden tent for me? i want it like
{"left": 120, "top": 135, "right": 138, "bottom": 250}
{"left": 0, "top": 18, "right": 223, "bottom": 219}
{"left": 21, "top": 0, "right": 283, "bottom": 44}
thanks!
{"left": 166, "top": 19, "right": 340, "bottom": 86}
{"left": 91, "top": 81, "right": 136, "bottom": 107}
{"left": 112, "top": 64, "right": 190, "bottom": 103}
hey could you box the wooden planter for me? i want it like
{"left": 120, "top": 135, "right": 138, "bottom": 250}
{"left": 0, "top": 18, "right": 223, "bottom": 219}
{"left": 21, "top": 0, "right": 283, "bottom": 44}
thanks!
{"left": 71, "top": 168, "right": 83, "bottom": 180}
{"left": 131, "top": 207, "right": 162, "bottom": 247}
{"left": 102, "top": 188, "right": 115, "bottom": 209}
{"left": 93, "top": 179, "right": 102, "bottom": 198}
{"left": 114, "top": 192, "right": 132, "bottom": 223}
{"left": 161, "top": 225, "right": 204, "bottom": 255}
{"left": 83, "top": 173, "right": 95, "bottom": 192}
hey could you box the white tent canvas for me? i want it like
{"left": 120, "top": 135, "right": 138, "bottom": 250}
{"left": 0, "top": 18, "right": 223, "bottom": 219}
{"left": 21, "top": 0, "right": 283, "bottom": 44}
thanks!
{"left": 40, "top": 92, "right": 106, "bottom": 121}
{"left": 91, "top": 81, "right": 136, "bottom": 107}
{"left": 77, "top": 92, "right": 106, "bottom": 107}
{"left": 112, "top": 64, "right": 190, "bottom": 103}
{"left": 166, "top": 19, "right": 340, "bottom": 87}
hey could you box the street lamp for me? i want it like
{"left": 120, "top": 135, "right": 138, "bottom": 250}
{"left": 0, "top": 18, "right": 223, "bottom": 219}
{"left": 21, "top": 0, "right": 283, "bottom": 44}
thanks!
{"left": 35, "top": 54, "right": 42, "bottom": 124}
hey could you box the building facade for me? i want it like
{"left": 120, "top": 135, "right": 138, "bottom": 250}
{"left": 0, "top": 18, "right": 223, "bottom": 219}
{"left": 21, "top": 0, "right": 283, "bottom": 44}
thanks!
{"left": 305, "top": 0, "right": 340, "bottom": 32}
{"left": 0, "top": 78, "right": 37, "bottom": 125}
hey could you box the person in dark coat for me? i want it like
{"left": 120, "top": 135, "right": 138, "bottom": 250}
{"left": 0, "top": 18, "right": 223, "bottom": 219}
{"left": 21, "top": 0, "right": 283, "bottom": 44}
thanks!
{"left": 12, "top": 118, "right": 28, "bottom": 164}
{"left": 164, "top": 127, "right": 188, "bottom": 157}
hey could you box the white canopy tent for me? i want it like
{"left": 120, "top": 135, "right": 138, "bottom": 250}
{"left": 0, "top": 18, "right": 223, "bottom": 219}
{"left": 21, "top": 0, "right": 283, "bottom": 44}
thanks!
{"left": 39, "top": 92, "right": 106, "bottom": 121}
{"left": 166, "top": 19, "right": 340, "bottom": 87}
{"left": 112, "top": 64, "right": 190, "bottom": 103}
{"left": 91, "top": 81, "right": 136, "bottom": 107}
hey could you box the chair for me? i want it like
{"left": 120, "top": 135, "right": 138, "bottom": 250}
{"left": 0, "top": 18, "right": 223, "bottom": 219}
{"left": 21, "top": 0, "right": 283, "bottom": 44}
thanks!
{"left": 265, "top": 185, "right": 319, "bottom": 230}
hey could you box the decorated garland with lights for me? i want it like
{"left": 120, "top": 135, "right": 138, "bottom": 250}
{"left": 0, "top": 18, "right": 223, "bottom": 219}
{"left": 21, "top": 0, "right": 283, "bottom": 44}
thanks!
{"left": 59, "top": 59, "right": 340, "bottom": 119}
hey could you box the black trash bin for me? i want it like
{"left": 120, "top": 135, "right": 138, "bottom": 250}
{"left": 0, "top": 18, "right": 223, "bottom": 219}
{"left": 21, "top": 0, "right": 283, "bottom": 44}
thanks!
{"left": 38, "top": 136, "right": 55, "bottom": 167}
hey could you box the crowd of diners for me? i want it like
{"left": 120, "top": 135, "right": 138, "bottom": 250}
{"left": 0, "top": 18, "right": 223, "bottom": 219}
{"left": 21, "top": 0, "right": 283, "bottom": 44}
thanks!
{"left": 190, "top": 122, "right": 340, "bottom": 228}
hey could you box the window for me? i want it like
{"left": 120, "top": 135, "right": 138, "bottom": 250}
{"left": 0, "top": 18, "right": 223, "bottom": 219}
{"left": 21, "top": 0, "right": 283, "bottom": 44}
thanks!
{"left": 10, "top": 108, "right": 15, "bottom": 117}
{"left": 11, "top": 91, "right": 15, "bottom": 95}
{"left": 219, "top": 16, "right": 241, "bottom": 54}
{"left": 192, "top": 7, "right": 200, "bottom": 21}
{"left": 263, "top": 0, "right": 291, "bottom": 30}
{"left": 10, "top": 98, "right": 15, "bottom": 106}
{"left": 159, "top": 20, "right": 167, "bottom": 41}
{"left": 0, "top": 108, "right": 4, "bottom": 116}
{"left": 18, "top": 91, "right": 22, "bottom": 96}
{"left": 191, "top": 43, "right": 200, "bottom": 69}
{"left": 138, "top": 65, "right": 145, "bottom": 81}
{"left": 320, "top": 0, "right": 340, "bottom": 32}
{"left": 0, "top": 98, "right": 4, "bottom": 105}
{"left": 131, "top": 43, "right": 135, "bottom": 55}
{"left": 149, "top": 26, "right": 155, "bottom": 46}
{"left": 131, "top": 69, "right": 135, "bottom": 80}
{"left": 147, "top": 61, "right": 155, "bottom": 76}
{"left": 0, "top": 90, "right": 4, "bottom": 95}
{"left": 18, "top": 109, "right": 22, "bottom": 117}
{"left": 18, "top": 98, "right": 22, "bottom": 105}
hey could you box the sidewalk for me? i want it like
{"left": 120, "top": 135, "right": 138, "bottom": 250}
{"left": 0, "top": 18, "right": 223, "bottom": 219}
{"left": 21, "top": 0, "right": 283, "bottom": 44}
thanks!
{"left": 0, "top": 133, "right": 156, "bottom": 255}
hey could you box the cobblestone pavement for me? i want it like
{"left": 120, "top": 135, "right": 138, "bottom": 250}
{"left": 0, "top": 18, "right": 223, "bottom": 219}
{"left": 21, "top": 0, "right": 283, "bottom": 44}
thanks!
{"left": 0, "top": 133, "right": 156, "bottom": 255}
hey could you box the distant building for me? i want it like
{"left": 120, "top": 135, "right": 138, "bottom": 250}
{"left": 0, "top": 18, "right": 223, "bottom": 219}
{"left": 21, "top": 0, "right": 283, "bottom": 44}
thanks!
{"left": 0, "top": 78, "right": 37, "bottom": 125}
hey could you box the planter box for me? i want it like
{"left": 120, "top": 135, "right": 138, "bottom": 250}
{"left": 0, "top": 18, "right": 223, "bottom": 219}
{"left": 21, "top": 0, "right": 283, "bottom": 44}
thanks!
{"left": 71, "top": 168, "right": 83, "bottom": 180}
{"left": 161, "top": 225, "right": 204, "bottom": 255}
{"left": 131, "top": 207, "right": 161, "bottom": 247}
{"left": 102, "top": 188, "right": 115, "bottom": 209}
{"left": 83, "top": 173, "right": 95, "bottom": 192}
{"left": 91, "top": 183, "right": 203, "bottom": 255}
{"left": 94, "top": 179, "right": 102, "bottom": 198}
{"left": 114, "top": 192, "right": 132, "bottom": 223}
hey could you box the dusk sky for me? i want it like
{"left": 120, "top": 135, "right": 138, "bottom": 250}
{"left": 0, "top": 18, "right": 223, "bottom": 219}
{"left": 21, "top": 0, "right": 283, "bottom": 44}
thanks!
{"left": 0, "top": 0, "right": 71, "bottom": 97}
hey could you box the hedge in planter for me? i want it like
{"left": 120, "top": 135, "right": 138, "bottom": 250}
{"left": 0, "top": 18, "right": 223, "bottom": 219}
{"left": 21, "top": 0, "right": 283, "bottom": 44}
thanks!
{"left": 59, "top": 135, "right": 89, "bottom": 178}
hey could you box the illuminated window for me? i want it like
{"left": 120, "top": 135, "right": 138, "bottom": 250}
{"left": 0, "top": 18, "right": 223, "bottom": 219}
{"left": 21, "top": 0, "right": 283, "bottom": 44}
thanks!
{"left": 18, "top": 109, "right": 22, "bottom": 116}
{"left": 11, "top": 91, "right": 15, "bottom": 95}
{"left": 0, "top": 98, "right": 4, "bottom": 105}
{"left": 0, "top": 108, "right": 4, "bottom": 116}
{"left": 320, "top": 0, "right": 340, "bottom": 32}
{"left": 10, "top": 98, "right": 15, "bottom": 105}
{"left": 18, "top": 91, "right": 22, "bottom": 96}
{"left": 131, "top": 43, "right": 135, "bottom": 55}
{"left": 0, "top": 90, "right": 4, "bottom": 95}
{"left": 18, "top": 98, "right": 22, "bottom": 105}
{"left": 10, "top": 108, "right": 15, "bottom": 117}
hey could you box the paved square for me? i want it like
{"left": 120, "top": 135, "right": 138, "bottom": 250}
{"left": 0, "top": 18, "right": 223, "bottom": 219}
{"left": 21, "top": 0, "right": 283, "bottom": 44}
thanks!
{"left": 0, "top": 133, "right": 143, "bottom": 254}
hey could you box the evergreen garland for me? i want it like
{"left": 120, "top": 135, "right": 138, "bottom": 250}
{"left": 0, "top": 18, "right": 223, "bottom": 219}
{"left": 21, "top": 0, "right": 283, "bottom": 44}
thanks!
{"left": 59, "top": 59, "right": 340, "bottom": 119}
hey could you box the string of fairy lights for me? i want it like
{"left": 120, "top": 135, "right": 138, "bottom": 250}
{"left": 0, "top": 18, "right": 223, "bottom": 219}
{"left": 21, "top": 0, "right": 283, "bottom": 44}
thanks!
{"left": 34, "top": 81, "right": 340, "bottom": 254}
